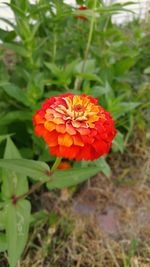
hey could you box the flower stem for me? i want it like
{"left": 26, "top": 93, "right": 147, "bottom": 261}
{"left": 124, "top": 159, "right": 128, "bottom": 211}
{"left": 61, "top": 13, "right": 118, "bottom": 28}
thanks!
{"left": 51, "top": 157, "right": 62, "bottom": 172}
{"left": 14, "top": 157, "right": 62, "bottom": 203}
{"left": 74, "top": 0, "right": 98, "bottom": 90}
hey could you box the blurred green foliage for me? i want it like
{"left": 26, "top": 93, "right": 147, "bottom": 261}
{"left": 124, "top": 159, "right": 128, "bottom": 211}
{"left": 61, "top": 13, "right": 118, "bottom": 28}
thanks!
{"left": 0, "top": 1, "right": 150, "bottom": 266}
{"left": 0, "top": 0, "right": 149, "bottom": 162}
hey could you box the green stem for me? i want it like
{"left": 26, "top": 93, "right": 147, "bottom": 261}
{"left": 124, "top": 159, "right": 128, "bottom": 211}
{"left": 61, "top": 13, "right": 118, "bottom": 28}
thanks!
{"left": 52, "top": 32, "right": 57, "bottom": 62}
{"left": 74, "top": 0, "right": 98, "bottom": 90}
{"left": 51, "top": 157, "right": 62, "bottom": 172}
{"left": 14, "top": 157, "right": 62, "bottom": 203}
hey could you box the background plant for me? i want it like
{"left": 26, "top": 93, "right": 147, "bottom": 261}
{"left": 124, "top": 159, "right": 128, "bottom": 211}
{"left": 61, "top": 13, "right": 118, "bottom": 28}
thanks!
{"left": 0, "top": 0, "right": 150, "bottom": 266}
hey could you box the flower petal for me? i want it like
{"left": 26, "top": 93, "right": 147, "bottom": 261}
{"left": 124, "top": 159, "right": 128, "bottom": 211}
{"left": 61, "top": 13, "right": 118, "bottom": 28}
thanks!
{"left": 73, "top": 135, "right": 84, "bottom": 146}
{"left": 44, "top": 130, "right": 58, "bottom": 146}
{"left": 77, "top": 128, "right": 91, "bottom": 135}
{"left": 33, "top": 113, "right": 45, "bottom": 125}
{"left": 56, "top": 124, "right": 66, "bottom": 134}
{"left": 34, "top": 125, "right": 45, "bottom": 136}
{"left": 59, "top": 145, "right": 80, "bottom": 159}
{"left": 58, "top": 133, "right": 73, "bottom": 147}
{"left": 66, "top": 123, "right": 76, "bottom": 135}
{"left": 44, "top": 121, "right": 56, "bottom": 132}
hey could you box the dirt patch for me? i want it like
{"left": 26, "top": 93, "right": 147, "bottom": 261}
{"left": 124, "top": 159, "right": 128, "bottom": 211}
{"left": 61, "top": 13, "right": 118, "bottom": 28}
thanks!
{"left": 73, "top": 179, "right": 150, "bottom": 239}
{"left": 73, "top": 143, "right": 150, "bottom": 240}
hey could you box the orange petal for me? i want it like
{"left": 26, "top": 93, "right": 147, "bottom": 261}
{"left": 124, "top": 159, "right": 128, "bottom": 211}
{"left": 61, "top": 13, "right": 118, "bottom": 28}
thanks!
{"left": 33, "top": 114, "right": 45, "bottom": 125}
{"left": 56, "top": 124, "right": 66, "bottom": 133}
{"left": 50, "top": 146, "right": 61, "bottom": 157}
{"left": 58, "top": 133, "right": 73, "bottom": 147}
{"left": 66, "top": 123, "right": 76, "bottom": 135}
{"left": 59, "top": 145, "right": 80, "bottom": 159}
{"left": 43, "top": 130, "right": 58, "bottom": 147}
{"left": 44, "top": 121, "right": 56, "bottom": 132}
{"left": 73, "top": 135, "right": 84, "bottom": 146}
{"left": 77, "top": 128, "right": 90, "bottom": 135}
{"left": 34, "top": 125, "right": 45, "bottom": 136}
{"left": 53, "top": 117, "right": 65, "bottom": 124}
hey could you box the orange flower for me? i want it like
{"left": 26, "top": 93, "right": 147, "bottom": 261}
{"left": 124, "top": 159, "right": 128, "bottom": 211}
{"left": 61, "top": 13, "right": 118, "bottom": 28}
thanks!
{"left": 33, "top": 93, "right": 117, "bottom": 161}
{"left": 76, "top": 5, "right": 87, "bottom": 20}
{"left": 57, "top": 161, "right": 72, "bottom": 170}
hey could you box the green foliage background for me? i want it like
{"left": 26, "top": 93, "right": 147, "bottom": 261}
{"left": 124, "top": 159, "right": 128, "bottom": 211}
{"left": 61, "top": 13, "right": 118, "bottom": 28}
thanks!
{"left": 0, "top": 0, "right": 150, "bottom": 266}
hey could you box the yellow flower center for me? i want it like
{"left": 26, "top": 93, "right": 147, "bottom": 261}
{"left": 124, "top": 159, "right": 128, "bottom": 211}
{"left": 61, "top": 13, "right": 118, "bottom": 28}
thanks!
{"left": 45, "top": 95, "right": 105, "bottom": 129}
{"left": 58, "top": 95, "right": 100, "bottom": 126}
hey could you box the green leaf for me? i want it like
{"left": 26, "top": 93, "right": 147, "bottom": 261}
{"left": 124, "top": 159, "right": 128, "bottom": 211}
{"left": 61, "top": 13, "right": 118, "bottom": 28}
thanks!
{"left": 110, "top": 102, "right": 140, "bottom": 119}
{"left": 75, "top": 59, "right": 96, "bottom": 74}
{"left": 73, "top": 9, "right": 95, "bottom": 19}
{"left": 0, "top": 83, "right": 29, "bottom": 106}
{"left": 0, "top": 158, "right": 50, "bottom": 181}
{"left": 0, "top": 28, "right": 16, "bottom": 42}
{"left": 30, "top": 210, "right": 48, "bottom": 225}
{"left": 143, "top": 66, "right": 150, "bottom": 74}
{"left": 0, "top": 111, "right": 32, "bottom": 126}
{"left": 96, "top": 4, "right": 134, "bottom": 14}
{"left": 47, "top": 167, "right": 101, "bottom": 190}
{"left": 76, "top": 72, "right": 102, "bottom": 83}
{"left": 89, "top": 85, "right": 110, "bottom": 97}
{"left": 3, "top": 43, "right": 29, "bottom": 57}
{"left": 1, "top": 138, "right": 28, "bottom": 198}
{"left": 45, "top": 63, "right": 61, "bottom": 77}
{"left": 5, "top": 200, "right": 31, "bottom": 267}
{"left": 94, "top": 157, "right": 111, "bottom": 177}
{"left": 5, "top": 3, "right": 27, "bottom": 18}
{"left": 112, "top": 131, "right": 125, "bottom": 153}
{"left": 114, "top": 58, "right": 135, "bottom": 75}
{"left": 0, "top": 233, "right": 7, "bottom": 252}
{"left": 0, "top": 210, "right": 5, "bottom": 230}
{"left": 81, "top": 156, "right": 111, "bottom": 177}
{"left": 64, "top": 60, "right": 79, "bottom": 78}
{"left": 0, "top": 134, "right": 13, "bottom": 143}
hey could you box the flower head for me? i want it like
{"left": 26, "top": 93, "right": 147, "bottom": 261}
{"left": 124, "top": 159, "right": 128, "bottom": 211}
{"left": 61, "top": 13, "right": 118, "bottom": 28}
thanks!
{"left": 33, "top": 93, "right": 117, "bottom": 161}
{"left": 76, "top": 5, "right": 87, "bottom": 20}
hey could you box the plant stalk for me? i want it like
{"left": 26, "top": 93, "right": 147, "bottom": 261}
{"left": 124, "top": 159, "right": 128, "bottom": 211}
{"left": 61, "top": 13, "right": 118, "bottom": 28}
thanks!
{"left": 74, "top": 0, "right": 98, "bottom": 90}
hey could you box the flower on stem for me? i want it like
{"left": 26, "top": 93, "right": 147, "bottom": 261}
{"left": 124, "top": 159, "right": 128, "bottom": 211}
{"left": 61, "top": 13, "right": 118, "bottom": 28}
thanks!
{"left": 76, "top": 5, "right": 88, "bottom": 20}
{"left": 33, "top": 93, "right": 117, "bottom": 161}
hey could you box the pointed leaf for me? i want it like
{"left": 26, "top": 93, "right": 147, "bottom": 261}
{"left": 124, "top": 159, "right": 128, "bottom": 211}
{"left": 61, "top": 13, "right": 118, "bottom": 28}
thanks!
{"left": 47, "top": 167, "right": 101, "bottom": 190}
{"left": 0, "top": 83, "right": 29, "bottom": 106}
{"left": 0, "top": 111, "right": 32, "bottom": 126}
{"left": 1, "top": 138, "right": 28, "bottom": 198}
{"left": 5, "top": 200, "right": 31, "bottom": 267}
{"left": 0, "top": 158, "right": 50, "bottom": 181}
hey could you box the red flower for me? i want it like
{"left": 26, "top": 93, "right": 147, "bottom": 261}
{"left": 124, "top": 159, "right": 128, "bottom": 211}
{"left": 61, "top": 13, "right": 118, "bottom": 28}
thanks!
{"left": 33, "top": 93, "right": 117, "bottom": 161}
{"left": 76, "top": 5, "right": 87, "bottom": 20}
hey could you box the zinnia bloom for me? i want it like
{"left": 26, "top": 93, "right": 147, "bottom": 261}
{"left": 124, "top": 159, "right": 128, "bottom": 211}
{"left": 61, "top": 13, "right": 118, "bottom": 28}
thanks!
{"left": 33, "top": 93, "right": 117, "bottom": 161}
